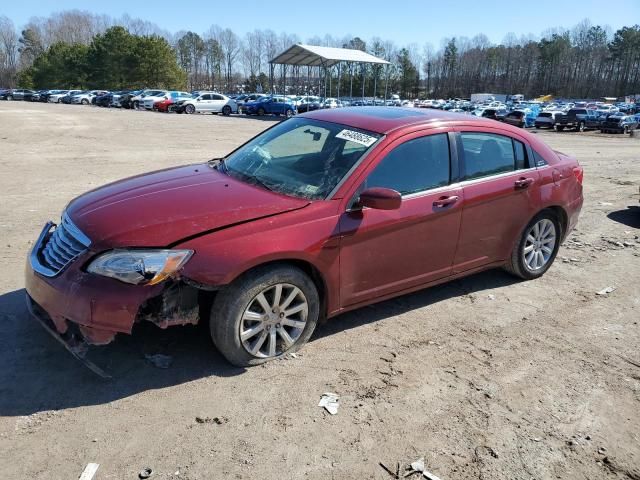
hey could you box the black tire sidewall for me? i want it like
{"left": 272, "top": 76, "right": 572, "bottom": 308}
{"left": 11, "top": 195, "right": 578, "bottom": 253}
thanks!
{"left": 223, "top": 105, "right": 231, "bottom": 116}
{"left": 258, "top": 108, "right": 265, "bottom": 116}
{"left": 514, "top": 212, "right": 561, "bottom": 280}
{"left": 210, "top": 265, "right": 320, "bottom": 366}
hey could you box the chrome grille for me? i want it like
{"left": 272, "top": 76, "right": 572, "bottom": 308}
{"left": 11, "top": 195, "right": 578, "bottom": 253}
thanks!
{"left": 33, "top": 214, "right": 91, "bottom": 277}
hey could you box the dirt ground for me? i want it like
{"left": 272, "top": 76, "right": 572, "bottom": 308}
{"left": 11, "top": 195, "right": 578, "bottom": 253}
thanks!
{"left": 0, "top": 102, "right": 639, "bottom": 480}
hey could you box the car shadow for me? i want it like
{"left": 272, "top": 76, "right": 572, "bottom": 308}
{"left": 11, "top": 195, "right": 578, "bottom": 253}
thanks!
{"left": 0, "top": 289, "right": 243, "bottom": 417}
{"left": 0, "top": 269, "right": 518, "bottom": 416}
{"left": 314, "top": 268, "right": 518, "bottom": 340}
{"left": 607, "top": 206, "right": 640, "bottom": 229}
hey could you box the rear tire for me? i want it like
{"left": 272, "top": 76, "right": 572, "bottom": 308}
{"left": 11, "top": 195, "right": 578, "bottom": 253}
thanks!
{"left": 210, "top": 265, "right": 320, "bottom": 367}
{"left": 257, "top": 107, "right": 265, "bottom": 116}
{"left": 6, "top": 95, "right": 12, "bottom": 101}
{"left": 578, "top": 122, "right": 585, "bottom": 132}
{"left": 504, "top": 211, "right": 561, "bottom": 280}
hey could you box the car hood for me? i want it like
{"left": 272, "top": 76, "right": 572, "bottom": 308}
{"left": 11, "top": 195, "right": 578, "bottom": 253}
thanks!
{"left": 66, "top": 164, "right": 310, "bottom": 249}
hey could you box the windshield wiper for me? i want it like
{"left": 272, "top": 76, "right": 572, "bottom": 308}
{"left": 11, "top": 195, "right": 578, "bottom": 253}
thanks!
{"left": 208, "top": 157, "right": 228, "bottom": 174}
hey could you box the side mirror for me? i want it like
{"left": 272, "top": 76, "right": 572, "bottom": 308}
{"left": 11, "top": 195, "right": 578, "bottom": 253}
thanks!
{"left": 358, "top": 187, "right": 402, "bottom": 210}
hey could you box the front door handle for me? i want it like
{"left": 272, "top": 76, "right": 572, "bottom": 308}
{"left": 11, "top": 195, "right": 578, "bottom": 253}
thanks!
{"left": 433, "top": 195, "right": 459, "bottom": 208}
{"left": 514, "top": 177, "right": 534, "bottom": 189}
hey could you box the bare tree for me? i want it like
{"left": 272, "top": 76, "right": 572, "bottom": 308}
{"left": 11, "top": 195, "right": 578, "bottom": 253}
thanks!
{"left": 0, "top": 16, "right": 19, "bottom": 86}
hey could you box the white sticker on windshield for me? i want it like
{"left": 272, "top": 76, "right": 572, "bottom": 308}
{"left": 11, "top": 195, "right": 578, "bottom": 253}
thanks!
{"left": 335, "top": 129, "right": 377, "bottom": 147}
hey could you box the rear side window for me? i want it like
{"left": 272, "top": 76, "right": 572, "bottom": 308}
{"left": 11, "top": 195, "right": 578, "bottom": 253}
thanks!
{"left": 460, "top": 132, "right": 529, "bottom": 180}
{"left": 532, "top": 150, "right": 548, "bottom": 167}
{"left": 365, "top": 134, "right": 450, "bottom": 195}
{"left": 212, "top": 94, "right": 224, "bottom": 100}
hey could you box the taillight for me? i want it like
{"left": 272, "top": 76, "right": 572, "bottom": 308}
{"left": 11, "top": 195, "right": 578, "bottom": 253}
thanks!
{"left": 572, "top": 165, "right": 584, "bottom": 185}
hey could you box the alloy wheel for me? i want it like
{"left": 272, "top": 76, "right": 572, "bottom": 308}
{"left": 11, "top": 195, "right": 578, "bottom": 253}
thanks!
{"left": 239, "top": 283, "right": 308, "bottom": 358}
{"left": 523, "top": 219, "right": 556, "bottom": 271}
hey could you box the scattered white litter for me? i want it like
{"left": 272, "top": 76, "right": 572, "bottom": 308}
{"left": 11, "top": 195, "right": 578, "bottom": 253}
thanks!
{"left": 408, "top": 457, "right": 443, "bottom": 479}
{"left": 78, "top": 463, "right": 99, "bottom": 480}
{"left": 318, "top": 392, "right": 339, "bottom": 415}
{"left": 596, "top": 286, "right": 616, "bottom": 296}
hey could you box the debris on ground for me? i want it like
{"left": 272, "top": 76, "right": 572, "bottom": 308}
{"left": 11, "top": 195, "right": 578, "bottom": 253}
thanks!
{"left": 379, "top": 461, "right": 400, "bottom": 479}
{"left": 596, "top": 286, "right": 616, "bottom": 296}
{"left": 144, "top": 353, "right": 173, "bottom": 369}
{"left": 318, "top": 392, "right": 339, "bottom": 415}
{"left": 78, "top": 463, "right": 100, "bottom": 480}
{"left": 195, "top": 416, "right": 226, "bottom": 425}
{"left": 404, "top": 457, "right": 443, "bottom": 479}
{"left": 138, "top": 467, "right": 153, "bottom": 479}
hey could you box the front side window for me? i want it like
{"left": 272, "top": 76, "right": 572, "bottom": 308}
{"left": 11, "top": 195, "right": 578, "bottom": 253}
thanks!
{"left": 460, "top": 132, "right": 528, "bottom": 180}
{"left": 364, "top": 133, "right": 450, "bottom": 195}
{"left": 222, "top": 118, "right": 381, "bottom": 200}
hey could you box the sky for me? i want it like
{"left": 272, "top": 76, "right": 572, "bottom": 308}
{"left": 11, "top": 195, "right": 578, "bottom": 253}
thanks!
{"left": 3, "top": 0, "right": 639, "bottom": 46}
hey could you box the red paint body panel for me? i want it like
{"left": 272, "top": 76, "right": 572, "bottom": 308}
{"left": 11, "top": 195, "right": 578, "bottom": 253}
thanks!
{"left": 25, "top": 108, "right": 583, "bottom": 344}
{"left": 66, "top": 164, "right": 309, "bottom": 250}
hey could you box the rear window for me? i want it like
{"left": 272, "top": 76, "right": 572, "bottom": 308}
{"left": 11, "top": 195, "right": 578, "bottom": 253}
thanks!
{"left": 569, "top": 109, "right": 587, "bottom": 115}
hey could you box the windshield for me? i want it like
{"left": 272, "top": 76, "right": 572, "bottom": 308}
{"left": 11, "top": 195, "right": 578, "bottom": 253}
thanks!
{"left": 222, "top": 118, "right": 381, "bottom": 200}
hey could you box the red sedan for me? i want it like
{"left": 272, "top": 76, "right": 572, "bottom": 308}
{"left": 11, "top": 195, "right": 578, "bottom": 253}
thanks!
{"left": 154, "top": 97, "right": 174, "bottom": 112}
{"left": 25, "top": 108, "right": 583, "bottom": 370}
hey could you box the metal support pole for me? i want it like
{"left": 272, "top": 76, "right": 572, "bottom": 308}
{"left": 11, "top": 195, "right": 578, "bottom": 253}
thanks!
{"left": 384, "top": 65, "right": 389, "bottom": 101}
{"left": 337, "top": 62, "right": 341, "bottom": 100}
{"left": 350, "top": 63, "right": 355, "bottom": 99}
{"left": 269, "top": 63, "right": 273, "bottom": 94}
{"left": 361, "top": 64, "right": 365, "bottom": 101}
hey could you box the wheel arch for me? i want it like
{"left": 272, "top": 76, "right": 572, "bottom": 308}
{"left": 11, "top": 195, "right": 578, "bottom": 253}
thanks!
{"left": 194, "top": 258, "right": 330, "bottom": 322}
{"left": 543, "top": 205, "right": 568, "bottom": 241}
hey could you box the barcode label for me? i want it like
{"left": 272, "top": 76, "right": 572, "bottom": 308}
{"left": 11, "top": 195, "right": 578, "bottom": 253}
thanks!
{"left": 335, "top": 129, "right": 377, "bottom": 147}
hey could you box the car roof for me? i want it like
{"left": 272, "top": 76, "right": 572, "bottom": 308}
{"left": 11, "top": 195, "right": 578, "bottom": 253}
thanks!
{"left": 302, "top": 106, "right": 496, "bottom": 134}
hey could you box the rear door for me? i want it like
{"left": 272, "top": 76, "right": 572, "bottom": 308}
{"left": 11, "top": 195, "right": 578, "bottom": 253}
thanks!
{"left": 210, "top": 94, "right": 226, "bottom": 112}
{"left": 451, "top": 128, "right": 541, "bottom": 272}
{"left": 339, "top": 130, "right": 463, "bottom": 307}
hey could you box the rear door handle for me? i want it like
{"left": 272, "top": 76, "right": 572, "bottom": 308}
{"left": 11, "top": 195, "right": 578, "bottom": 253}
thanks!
{"left": 433, "top": 195, "right": 459, "bottom": 207}
{"left": 514, "top": 177, "right": 534, "bottom": 189}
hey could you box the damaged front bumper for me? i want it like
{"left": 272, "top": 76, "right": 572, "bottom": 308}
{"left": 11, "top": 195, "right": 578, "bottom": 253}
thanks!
{"left": 25, "top": 222, "right": 205, "bottom": 376}
{"left": 25, "top": 295, "right": 112, "bottom": 378}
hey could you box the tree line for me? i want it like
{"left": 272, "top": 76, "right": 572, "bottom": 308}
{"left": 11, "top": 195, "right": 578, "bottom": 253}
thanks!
{"left": 0, "top": 10, "right": 638, "bottom": 99}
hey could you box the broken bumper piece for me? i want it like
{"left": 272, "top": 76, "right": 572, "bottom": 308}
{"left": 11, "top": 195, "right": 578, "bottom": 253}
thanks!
{"left": 26, "top": 294, "right": 111, "bottom": 378}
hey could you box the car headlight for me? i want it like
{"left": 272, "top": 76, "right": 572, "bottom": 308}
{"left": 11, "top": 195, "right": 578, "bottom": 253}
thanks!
{"left": 87, "top": 249, "right": 193, "bottom": 285}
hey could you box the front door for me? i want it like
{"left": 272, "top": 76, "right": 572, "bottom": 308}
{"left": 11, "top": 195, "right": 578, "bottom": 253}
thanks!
{"left": 339, "top": 131, "right": 463, "bottom": 307}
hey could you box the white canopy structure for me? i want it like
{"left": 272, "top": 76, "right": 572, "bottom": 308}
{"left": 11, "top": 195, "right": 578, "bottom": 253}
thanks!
{"left": 268, "top": 44, "right": 392, "bottom": 100}
{"left": 270, "top": 44, "right": 390, "bottom": 68}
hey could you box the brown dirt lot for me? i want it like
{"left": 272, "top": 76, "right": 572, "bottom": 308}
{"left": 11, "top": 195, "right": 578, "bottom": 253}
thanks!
{"left": 0, "top": 102, "right": 639, "bottom": 480}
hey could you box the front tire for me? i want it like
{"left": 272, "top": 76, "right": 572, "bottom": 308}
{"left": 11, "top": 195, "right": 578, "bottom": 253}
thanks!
{"left": 222, "top": 105, "right": 231, "bottom": 116}
{"left": 285, "top": 109, "right": 294, "bottom": 118}
{"left": 210, "top": 265, "right": 320, "bottom": 367}
{"left": 6, "top": 95, "right": 13, "bottom": 101}
{"left": 578, "top": 122, "right": 585, "bottom": 132}
{"left": 505, "top": 211, "right": 561, "bottom": 280}
{"left": 185, "top": 104, "right": 195, "bottom": 114}
{"left": 257, "top": 107, "right": 266, "bottom": 116}
{"left": 81, "top": 99, "right": 89, "bottom": 105}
